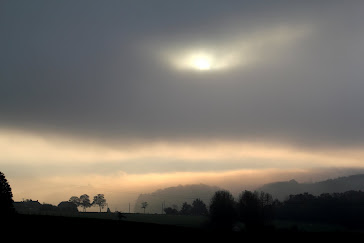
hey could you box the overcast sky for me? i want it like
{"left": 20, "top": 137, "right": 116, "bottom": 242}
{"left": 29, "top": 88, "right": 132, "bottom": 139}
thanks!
{"left": 1, "top": 1, "right": 364, "bottom": 211}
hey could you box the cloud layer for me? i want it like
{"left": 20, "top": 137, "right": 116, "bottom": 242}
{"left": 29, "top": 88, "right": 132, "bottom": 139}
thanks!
{"left": 1, "top": 1, "right": 364, "bottom": 147}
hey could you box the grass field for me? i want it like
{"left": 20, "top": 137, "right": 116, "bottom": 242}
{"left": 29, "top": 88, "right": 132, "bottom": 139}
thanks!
{"left": 122, "top": 213, "right": 208, "bottom": 228}
{"left": 75, "top": 212, "right": 208, "bottom": 228}
{"left": 17, "top": 211, "right": 363, "bottom": 232}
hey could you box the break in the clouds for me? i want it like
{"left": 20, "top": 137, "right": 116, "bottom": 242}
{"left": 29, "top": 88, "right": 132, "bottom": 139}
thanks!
{"left": 1, "top": 1, "right": 364, "bottom": 209}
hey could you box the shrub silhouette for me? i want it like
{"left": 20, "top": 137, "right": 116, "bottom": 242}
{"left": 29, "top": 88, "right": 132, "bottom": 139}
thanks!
{"left": 191, "top": 198, "right": 208, "bottom": 216}
{"left": 180, "top": 202, "right": 192, "bottom": 215}
{"left": 164, "top": 207, "right": 179, "bottom": 215}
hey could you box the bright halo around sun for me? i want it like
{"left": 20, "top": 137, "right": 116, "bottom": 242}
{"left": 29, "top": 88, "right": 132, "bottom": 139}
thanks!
{"left": 172, "top": 51, "right": 217, "bottom": 72}
{"left": 168, "top": 50, "right": 240, "bottom": 72}
{"left": 192, "top": 56, "right": 212, "bottom": 70}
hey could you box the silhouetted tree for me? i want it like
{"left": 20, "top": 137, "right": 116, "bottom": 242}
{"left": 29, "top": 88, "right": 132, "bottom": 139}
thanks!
{"left": 0, "top": 171, "right": 15, "bottom": 217}
{"left": 164, "top": 207, "right": 178, "bottom": 215}
{"left": 171, "top": 204, "right": 179, "bottom": 211}
{"left": 238, "top": 191, "right": 261, "bottom": 230}
{"left": 238, "top": 190, "right": 274, "bottom": 231}
{"left": 93, "top": 194, "right": 107, "bottom": 212}
{"left": 209, "top": 190, "right": 237, "bottom": 230}
{"left": 79, "top": 194, "right": 92, "bottom": 212}
{"left": 69, "top": 196, "right": 81, "bottom": 207}
{"left": 180, "top": 202, "right": 192, "bottom": 215}
{"left": 191, "top": 198, "right": 208, "bottom": 216}
{"left": 141, "top": 201, "right": 148, "bottom": 214}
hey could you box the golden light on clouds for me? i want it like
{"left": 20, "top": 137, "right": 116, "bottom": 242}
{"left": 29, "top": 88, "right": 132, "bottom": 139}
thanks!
{"left": 3, "top": 127, "right": 364, "bottom": 210}
{"left": 1, "top": 128, "right": 363, "bottom": 167}
{"left": 10, "top": 167, "right": 359, "bottom": 211}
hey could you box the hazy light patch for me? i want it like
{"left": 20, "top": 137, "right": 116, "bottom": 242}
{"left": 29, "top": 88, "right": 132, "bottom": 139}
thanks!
{"left": 158, "top": 25, "right": 311, "bottom": 73}
{"left": 169, "top": 49, "right": 241, "bottom": 72}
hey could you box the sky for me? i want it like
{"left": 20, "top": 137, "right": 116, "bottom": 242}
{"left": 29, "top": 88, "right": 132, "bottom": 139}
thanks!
{"left": 1, "top": 0, "right": 364, "bottom": 211}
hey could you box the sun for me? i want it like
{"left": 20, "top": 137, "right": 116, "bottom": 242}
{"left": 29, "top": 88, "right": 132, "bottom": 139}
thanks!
{"left": 193, "top": 57, "right": 211, "bottom": 70}
{"left": 168, "top": 51, "right": 222, "bottom": 72}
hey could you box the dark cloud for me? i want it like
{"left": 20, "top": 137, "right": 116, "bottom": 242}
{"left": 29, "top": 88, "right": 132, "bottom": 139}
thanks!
{"left": 1, "top": 1, "right": 364, "bottom": 148}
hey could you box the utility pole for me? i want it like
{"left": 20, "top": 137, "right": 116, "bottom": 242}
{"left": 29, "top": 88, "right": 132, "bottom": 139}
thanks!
{"left": 129, "top": 203, "right": 130, "bottom": 213}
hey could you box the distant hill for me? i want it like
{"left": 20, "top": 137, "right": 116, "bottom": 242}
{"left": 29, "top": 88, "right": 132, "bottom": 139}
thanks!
{"left": 258, "top": 174, "right": 364, "bottom": 200}
{"left": 134, "top": 184, "right": 220, "bottom": 214}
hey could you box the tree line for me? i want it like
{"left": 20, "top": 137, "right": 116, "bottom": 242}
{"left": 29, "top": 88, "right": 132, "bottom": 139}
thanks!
{"left": 11, "top": 194, "right": 108, "bottom": 215}
{"left": 207, "top": 189, "right": 364, "bottom": 231}
{"left": 163, "top": 198, "right": 209, "bottom": 216}
{"left": 208, "top": 190, "right": 275, "bottom": 231}
{"left": 275, "top": 190, "right": 364, "bottom": 228}
{"left": 161, "top": 189, "right": 364, "bottom": 231}
{"left": 69, "top": 194, "right": 107, "bottom": 212}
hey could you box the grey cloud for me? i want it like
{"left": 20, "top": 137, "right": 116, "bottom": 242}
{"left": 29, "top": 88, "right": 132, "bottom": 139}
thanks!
{"left": 1, "top": 1, "right": 364, "bottom": 148}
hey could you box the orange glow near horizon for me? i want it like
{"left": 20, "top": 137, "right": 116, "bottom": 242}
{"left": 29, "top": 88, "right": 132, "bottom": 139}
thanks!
{"left": 2, "top": 127, "right": 364, "bottom": 211}
{"left": 1, "top": 128, "right": 364, "bottom": 167}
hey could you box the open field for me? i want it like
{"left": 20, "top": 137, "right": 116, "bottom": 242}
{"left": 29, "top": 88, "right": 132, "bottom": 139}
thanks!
{"left": 6, "top": 213, "right": 206, "bottom": 240}
{"left": 20, "top": 211, "right": 209, "bottom": 228}
{"left": 81, "top": 213, "right": 208, "bottom": 228}
{"left": 23, "top": 211, "right": 363, "bottom": 232}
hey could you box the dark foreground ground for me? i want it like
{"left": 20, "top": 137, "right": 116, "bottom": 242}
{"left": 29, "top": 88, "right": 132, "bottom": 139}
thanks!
{"left": 8, "top": 213, "right": 203, "bottom": 233}
{"left": 6, "top": 213, "right": 207, "bottom": 240}
{"left": 5, "top": 214, "right": 364, "bottom": 241}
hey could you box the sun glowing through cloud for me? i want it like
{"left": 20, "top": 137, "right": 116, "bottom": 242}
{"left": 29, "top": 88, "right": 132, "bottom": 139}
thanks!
{"left": 169, "top": 50, "right": 239, "bottom": 72}
{"left": 192, "top": 55, "right": 211, "bottom": 70}
{"left": 156, "top": 25, "right": 312, "bottom": 73}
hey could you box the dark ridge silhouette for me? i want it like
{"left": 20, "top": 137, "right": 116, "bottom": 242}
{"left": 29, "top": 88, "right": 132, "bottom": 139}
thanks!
{"left": 259, "top": 174, "right": 364, "bottom": 200}
{"left": 13, "top": 199, "right": 79, "bottom": 215}
{"left": 58, "top": 201, "right": 78, "bottom": 213}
